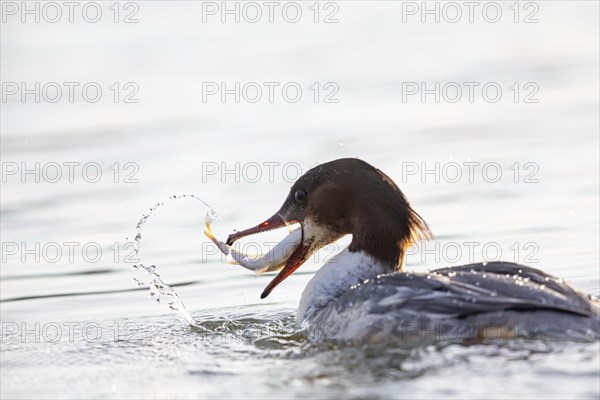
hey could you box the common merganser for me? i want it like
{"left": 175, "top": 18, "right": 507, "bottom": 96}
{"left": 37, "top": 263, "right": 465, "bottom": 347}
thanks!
{"left": 225, "top": 158, "right": 600, "bottom": 343}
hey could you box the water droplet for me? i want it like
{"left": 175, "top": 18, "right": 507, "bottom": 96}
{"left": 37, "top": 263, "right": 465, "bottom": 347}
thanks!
{"left": 129, "top": 194, "right": 214, "bottom": 327}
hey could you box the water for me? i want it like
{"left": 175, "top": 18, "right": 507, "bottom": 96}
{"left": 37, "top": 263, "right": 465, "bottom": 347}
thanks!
{"left": 131, "top": 195, "right": 216, "bottom": 328}
{"left": 1, "top": 1, "right": 599, "bottom": 398}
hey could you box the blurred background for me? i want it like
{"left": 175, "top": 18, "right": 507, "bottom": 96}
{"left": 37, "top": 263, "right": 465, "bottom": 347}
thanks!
{"left": 1, "top": 1, "right": 599, "bottom": 399}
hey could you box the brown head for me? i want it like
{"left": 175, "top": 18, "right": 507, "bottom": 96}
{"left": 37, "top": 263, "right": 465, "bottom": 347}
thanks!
{"left": 226, "top": 158, "right": 431, "bottom": 298}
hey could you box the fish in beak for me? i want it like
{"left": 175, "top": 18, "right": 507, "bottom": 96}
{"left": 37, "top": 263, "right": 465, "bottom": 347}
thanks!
{"left": 226, "top": 213, "right": 314, "bottom": 299}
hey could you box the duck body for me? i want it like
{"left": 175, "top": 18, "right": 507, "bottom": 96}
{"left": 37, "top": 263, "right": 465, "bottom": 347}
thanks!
{"left": 226, "top": 158, "right": 600, "bottom": 344}
{"left": 299, "top": 251, "right": 600, "bottom": 343}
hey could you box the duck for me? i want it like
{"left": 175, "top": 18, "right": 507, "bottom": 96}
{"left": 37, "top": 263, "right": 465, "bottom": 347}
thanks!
{"left": 225, "top": 158, "right": 600, "bottom": 343}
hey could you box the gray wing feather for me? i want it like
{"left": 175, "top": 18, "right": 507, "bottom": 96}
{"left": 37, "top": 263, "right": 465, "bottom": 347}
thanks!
{"left": 338, "top": 262, "right": 598, "bottom": 318}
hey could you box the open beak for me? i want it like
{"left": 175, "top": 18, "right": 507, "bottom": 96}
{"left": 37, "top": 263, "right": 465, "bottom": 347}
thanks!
{"left": 260, "top": 240, "right": 311, "bottom": 298}
{"left": 226, "top": 213, "right": 290, "bottom": 245}
{"left": 226, "top": 213, "right": 310, "bottom": 299}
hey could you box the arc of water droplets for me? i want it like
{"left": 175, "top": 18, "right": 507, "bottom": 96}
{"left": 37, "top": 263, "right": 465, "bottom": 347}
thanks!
{"left": 131, "top": 194, "right": 217, "bottom": 330}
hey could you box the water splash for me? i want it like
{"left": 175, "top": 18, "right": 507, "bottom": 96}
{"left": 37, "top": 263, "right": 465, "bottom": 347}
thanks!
{"left": 131, "top": 194, "right": 215, "bottom": 330}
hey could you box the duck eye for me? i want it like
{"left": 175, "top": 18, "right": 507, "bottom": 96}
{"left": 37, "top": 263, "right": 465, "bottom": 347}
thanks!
{"left": 294, "top": 190, "right": 307, "bottom": 203}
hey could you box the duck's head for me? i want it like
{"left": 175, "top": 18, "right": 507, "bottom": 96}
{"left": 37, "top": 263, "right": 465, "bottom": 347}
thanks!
{"left": 226, "top": 158, "right": 431, "bottom": 298}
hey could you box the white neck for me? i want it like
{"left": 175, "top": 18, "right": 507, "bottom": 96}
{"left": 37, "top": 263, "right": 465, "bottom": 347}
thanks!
{"left": 297, "top": 248, "right": 387, "bottom": 324}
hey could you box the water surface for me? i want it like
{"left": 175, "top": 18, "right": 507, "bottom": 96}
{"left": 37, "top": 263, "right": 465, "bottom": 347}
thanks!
{"left": 1, "top": 1, "right": 599, "bottom": 398}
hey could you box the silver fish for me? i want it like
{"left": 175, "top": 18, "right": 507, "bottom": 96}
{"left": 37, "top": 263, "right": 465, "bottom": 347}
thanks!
{"left": 203, "top": 211, "right": 300, "bottom": 275}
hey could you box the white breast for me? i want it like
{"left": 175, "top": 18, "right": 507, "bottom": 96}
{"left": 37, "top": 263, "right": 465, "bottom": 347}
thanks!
{"left": 297, "top": 248, "right": 387, "bottom": 324}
